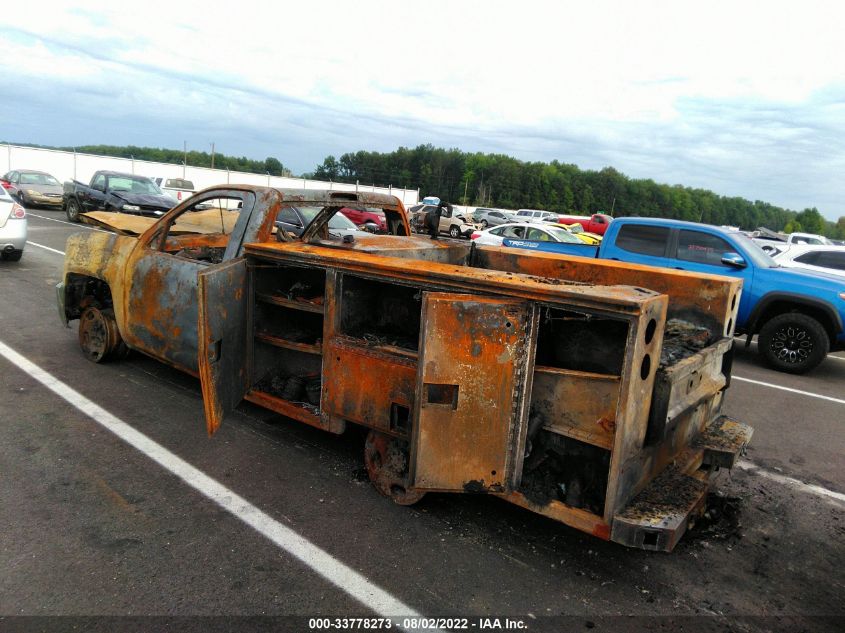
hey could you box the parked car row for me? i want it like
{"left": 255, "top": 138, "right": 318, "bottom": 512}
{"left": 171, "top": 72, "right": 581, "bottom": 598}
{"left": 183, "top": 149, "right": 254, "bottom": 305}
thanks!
{"left": 470, "top": 222, "right": 584, "bottom": 247}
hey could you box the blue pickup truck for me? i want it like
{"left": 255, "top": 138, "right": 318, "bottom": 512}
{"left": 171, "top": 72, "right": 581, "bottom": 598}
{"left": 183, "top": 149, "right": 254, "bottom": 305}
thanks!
{"left": 504, "top": 217, "right": 845, "bottom": 374}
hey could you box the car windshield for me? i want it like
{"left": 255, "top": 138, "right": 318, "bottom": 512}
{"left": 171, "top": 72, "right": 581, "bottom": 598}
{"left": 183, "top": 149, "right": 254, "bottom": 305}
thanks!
{"left": 732, "top": 231, "right": 777, "bottom": 268}
{"left": 546, "top": 227, "right": 584, "bottom": 243}
{"left": 297, "top": 206, "right": 359, "bottom": 231}
{"left": 20, "top": 173, "right": 60, "bottom": 186}
{"left": 108, "top": 176, "right": 163, "bottom": 195}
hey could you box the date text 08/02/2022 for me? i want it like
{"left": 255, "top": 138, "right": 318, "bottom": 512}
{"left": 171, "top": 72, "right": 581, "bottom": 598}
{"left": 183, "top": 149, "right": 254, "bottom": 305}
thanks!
{"left": 307, "top": 617, "right": 528, "bottom": 630}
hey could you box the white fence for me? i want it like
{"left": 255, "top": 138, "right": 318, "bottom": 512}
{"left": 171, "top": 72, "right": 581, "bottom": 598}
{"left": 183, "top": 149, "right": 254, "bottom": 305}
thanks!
{"left": 0, "top": 144, "right": 420, "bottom": 207}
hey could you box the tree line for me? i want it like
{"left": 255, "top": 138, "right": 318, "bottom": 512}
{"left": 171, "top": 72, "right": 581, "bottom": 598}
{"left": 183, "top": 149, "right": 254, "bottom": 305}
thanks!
{"left": 310, "top": 145, "right": 845, "bottom": 239}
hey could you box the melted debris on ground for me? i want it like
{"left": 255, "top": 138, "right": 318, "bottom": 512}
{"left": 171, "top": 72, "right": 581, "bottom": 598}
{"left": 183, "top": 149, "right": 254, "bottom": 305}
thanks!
{"left": 688, "top": 493, "right": 744, "bottom": 541}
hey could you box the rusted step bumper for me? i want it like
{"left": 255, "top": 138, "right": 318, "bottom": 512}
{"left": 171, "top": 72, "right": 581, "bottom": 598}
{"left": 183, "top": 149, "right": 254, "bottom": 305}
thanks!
{"left": 611, "top": 466, "right": 709, "bottom": 552}
{"left": 611, "top": 415, "right": 752, "bottom": 552}
{"left": 693, "top": 414, "right": 753, "bottom": 468}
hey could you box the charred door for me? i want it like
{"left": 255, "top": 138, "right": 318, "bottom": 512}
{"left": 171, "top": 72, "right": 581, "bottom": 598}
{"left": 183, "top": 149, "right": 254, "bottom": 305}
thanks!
{"left": 410, "top": 293, "right": 534, "bottom": 492}
{"left": 197, "top": 258, "right": 250, "bottom": 435}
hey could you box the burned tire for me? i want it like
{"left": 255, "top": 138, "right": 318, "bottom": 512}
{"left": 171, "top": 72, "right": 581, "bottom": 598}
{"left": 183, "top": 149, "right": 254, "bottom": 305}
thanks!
{"left": 449, "top": 225, "right": 460, "bottom": 238}
{"left": 1, "top": 250, "right": 22, "bottom": 262}
{"left": 66, "top": 198, "right": 81, "bottom": 223}
{"left": 364, "top": 430, "right": 425, "bottom": 506}
{"left": 78, "top": 306, "right": 128, "bottom": 363}
{"left": 758, "top": 313, "right": 828, "bottom": 374}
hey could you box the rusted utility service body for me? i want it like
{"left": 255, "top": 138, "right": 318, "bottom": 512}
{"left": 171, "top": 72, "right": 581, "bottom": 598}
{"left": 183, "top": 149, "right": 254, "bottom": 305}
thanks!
{"left": 57, "top": 186, "right": 752, "bottom": 552}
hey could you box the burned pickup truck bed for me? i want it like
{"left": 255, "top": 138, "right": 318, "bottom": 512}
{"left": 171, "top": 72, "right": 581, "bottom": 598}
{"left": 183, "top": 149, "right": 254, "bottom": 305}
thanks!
{"left": 199, "top": 235, "right": 750, "bottom": 552}
{"left": 59, "top": 187, "right": 751, "bottom": 552}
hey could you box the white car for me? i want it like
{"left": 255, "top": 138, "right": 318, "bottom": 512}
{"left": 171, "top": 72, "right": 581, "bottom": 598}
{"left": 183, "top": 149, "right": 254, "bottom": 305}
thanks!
{"left": 470, "top": 222, "right": 584, "bottom": 247}
{"left": 0, "top": 185, "right": 27, "bottom": 261}
{"left": 514, "top": 209, "right": 558, "bottom": 223}
{"left": 151, "top": 177, "right": 196, "bottom": 203}
{"left": 773, "top": 245, "right": 845, "bottom": 279}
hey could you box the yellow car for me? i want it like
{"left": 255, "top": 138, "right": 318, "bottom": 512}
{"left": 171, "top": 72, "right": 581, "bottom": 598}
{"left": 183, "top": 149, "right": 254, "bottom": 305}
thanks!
{"left": 549, "top": 222, "right": 603, "bottom": 245}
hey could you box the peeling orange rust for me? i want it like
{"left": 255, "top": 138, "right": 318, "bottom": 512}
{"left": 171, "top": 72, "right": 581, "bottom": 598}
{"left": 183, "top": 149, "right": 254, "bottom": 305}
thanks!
{"left": 59, "top": 185, "right": 751, "bottom": 553}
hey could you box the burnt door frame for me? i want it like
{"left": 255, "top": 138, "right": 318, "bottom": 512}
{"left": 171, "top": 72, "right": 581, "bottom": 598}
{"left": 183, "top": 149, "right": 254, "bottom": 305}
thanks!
{"left": 409, "top": 292, "right": 537, "bottom": 493}
{"left": 120, "top": 189, "right": 257, "bottom": 372}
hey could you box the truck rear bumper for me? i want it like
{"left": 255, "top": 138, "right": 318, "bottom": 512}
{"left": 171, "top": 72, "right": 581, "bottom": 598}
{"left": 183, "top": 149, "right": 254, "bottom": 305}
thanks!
{"left": 611, "top": 415, "right": 753, "bottom": 552}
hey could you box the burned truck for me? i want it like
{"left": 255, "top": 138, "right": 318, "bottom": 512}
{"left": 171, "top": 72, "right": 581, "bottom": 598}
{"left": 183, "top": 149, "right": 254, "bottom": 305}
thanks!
{"left": 57, "top": 186, "right": 752, "bottom": 552}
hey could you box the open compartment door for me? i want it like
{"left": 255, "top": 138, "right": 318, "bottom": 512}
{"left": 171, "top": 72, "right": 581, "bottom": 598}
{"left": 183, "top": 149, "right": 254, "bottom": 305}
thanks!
{"left": 197, "top": 258, "right": 250, "bottom": 435}
{"left": 410, "top": 293, "right": 534, "bottom": 493}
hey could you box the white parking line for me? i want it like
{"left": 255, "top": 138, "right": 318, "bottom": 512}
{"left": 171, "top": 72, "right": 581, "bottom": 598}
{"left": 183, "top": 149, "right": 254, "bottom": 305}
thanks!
{"left": 0, "top": 340, "right": 423, "bottom": 621}
{"left": 27, "top": 212, "right": 104, "bottom": 231}
{"left": 738, "top": 460, "right": 845, "bottom": 507}
{"left": 26, "top": 241, "right": 65, "bottom": 256}
{"left": 732, "top": 375, "right": 845, "bottom": 405}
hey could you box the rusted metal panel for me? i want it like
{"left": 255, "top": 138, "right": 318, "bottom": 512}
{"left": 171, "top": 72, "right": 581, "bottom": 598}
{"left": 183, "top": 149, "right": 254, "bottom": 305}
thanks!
{"left": 472, "top": 245, "right": 742, "bottom": 340}
{"left": 410, "top": 293, "right": 532, "bottom": 493}
{"left": 245, "top": 241, "right": 663, "bottom": 316}
{"left": 532, "top": 368, "right": 620, "bottom": 450}
{"left": 322, "top": 338, "right": 417, "bottom": 434}
{"left": 197, "top": 258, "right": 249, "bottom": 435}
{"left": 124, "top": 249, "right": 206, "bottom": 372}
{"left": 499, "top": 490, "right": 612, "bottom": 540}
{"left": 603, "top": 295, "right": 669, "bottom": 521}
{"left": 82, "top": 208, "right": 242, "bottom": 236}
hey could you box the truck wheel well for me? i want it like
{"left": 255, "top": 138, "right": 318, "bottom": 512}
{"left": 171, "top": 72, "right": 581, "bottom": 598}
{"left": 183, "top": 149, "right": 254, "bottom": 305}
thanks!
{"left": 756, "top": 301, "right": 837, "bottom": 349}
{"left": 65, "top": 274, "right": 114, "bottom": 321}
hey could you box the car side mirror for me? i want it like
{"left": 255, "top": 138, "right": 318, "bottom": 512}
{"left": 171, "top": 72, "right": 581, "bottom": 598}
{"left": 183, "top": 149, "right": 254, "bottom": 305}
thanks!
{"left": 721, "top": 252, "right": 746, "bottom": 268}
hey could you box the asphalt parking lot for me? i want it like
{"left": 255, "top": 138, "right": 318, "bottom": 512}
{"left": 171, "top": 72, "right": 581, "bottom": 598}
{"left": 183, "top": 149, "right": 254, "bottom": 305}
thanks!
{"left": 1, "top": 208, "right": 843, "bottom": 632}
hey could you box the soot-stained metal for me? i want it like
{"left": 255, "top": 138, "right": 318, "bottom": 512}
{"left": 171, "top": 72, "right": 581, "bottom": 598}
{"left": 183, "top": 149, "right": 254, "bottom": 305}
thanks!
{"left": 57, "top": 185, "right": 752, "bottom": 552}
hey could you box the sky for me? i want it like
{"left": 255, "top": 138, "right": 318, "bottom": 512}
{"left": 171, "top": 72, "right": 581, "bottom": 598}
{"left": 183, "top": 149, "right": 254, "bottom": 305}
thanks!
{"left": 2, "top": 0, "right": 844, "bottom": 220}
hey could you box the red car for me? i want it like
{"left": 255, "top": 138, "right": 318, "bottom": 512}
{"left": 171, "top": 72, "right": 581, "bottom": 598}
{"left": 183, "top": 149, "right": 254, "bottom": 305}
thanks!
{"left": 340, "top": 206, "right": 387, "bottom": 232}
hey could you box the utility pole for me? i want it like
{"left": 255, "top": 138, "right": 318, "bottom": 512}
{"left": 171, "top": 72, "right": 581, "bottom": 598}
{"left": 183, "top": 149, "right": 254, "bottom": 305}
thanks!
{"left": 210, "top": 142, "right": 215, "bottom": 170}
{"left": 183, "top": 141, "right": 187, "bottom": 178}
{"left": 463, "top": 179, "right": 469, "bottom": 205}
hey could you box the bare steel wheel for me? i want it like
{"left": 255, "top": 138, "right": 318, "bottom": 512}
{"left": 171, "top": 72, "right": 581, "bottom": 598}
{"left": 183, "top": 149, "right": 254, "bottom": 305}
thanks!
{"left": 78, "top": 306, "right": 127, "bottom": 363}
{"left": 364, "top": 430, "right": 425, "bottom": 506}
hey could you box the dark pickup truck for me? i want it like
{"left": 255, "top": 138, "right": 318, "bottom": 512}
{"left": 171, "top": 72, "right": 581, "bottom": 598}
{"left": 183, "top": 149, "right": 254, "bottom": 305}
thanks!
{"left": 63, "top": 170, "right": 177, "bottom": 222}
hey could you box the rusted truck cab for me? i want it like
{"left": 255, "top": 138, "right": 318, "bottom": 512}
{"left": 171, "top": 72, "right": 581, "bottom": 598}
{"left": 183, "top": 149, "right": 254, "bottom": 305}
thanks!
{"left": 58, "top": 186, "right": 751, "bottom": 552}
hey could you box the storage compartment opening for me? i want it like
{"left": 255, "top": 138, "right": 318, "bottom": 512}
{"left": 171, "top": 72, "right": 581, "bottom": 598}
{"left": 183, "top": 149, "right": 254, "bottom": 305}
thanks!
{"left": 520, "top": 431, "right": 610, "bottom": 516}
{"left": 339, "top": 276, "right": 422, "bottom": 351}
{"left": 252, "top": 344, "right": 323, "bottom": 411}
{"left": 255, "top": 303, "right": 324, "bottom": 346}
{"left": 535, "top": 308, "right": 627, "bottom": 375}
{"left": 254, "top": 265, "right": 326, "bottom": 305}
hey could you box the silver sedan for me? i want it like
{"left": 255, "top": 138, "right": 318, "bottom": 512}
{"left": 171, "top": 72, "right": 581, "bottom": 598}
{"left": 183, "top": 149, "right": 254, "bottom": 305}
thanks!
{"left": 0, "top": 185, "right": 27, "bottom": 261}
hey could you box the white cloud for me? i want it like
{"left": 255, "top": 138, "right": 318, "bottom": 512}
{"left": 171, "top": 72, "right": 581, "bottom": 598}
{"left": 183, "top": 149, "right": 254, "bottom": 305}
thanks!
{"left": 2, "top": 0, "right": 845, "bottom": 218}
